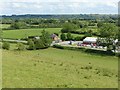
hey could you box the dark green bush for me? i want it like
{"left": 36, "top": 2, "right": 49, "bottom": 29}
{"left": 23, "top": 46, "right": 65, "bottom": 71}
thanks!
{"left": 53, "top": 45, "right": 64, "bottom": 49}
{"left": 66, "top": 32, "right": 73, "bottom": 40}
{"left": 116, "top": 53, "right": 120, "bottom": 57}
{"left": 2, "top": 42, "right": 10, "bottom": 50}
{"left": 81, "top": 65, "right": 92, "bottom": 70}
{"left": 60, "top": 33, "right": 66, "bottom": 41}
{"left": 16, "top": 43, "right": 25, "bottom": 51}
{"left": 74, "top": 36, "right": 84, "bottom": 41}
{"left": 27, "top": 39, "right": 36, "bottom": 50}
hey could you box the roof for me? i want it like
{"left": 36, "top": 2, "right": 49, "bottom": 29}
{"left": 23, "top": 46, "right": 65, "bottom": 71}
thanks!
{"left": 83, "top": 37, "right": 97, "bottom": 43}
{"left": 51, "top": 34, "right": 57, "bottom": 38}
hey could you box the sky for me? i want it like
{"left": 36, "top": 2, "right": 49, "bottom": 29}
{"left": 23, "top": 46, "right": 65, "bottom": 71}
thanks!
{"left": 0, "top": 0, "right": 119, "bottom": 15}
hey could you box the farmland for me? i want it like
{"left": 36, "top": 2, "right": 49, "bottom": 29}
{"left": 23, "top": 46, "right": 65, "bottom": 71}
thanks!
{"left": 2, "top": 28, "right": 61, "bottom": 39}
{"left": 2, "top": 28, "right": 87, "bottom": 39}
{"left": 1, "top": 24, "right": 10, "bottom": 29}
{"left": 1, "top": 14, "right": 119, "bottom": 88}
{"left": 2, "top": 47, "right": 118, "bottom": 88}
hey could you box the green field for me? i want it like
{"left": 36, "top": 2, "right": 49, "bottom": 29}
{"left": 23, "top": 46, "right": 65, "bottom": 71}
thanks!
{"left": 64, "top": 33, "right": 84, "bottom": 37}
{"left": 2, "top": 46, "right": 118, "bottom": 88}
{"left": 1, "top": 24, "right": 10, "bottom": 29}
{"left": 76, "top": 27, "right": 98, "bottom": 33}
{"left": 2, "top": 28, "right": 61, "bottom": 39}
{"left": 2, "top": 28, "right": 86, "bottom": 39}
{"left": 2, "top": 24, "right": 118, "bottom": 88}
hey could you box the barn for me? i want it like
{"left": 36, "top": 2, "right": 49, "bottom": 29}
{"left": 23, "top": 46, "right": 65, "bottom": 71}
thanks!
{"left": 83, "top": 37, "right": 98, "bottom": 45}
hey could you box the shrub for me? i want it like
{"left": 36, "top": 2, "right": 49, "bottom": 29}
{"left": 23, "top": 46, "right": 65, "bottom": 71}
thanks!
{"left": 66, "top": 32, "right": 73, "bottom": 40}
{"left": 84, "top": 75, "right": 91, "bottom": 79}
{"left": 16, "top": 43, "right": 25, "bottom": 51}
{"left": 95, "top": 68, "right": 114, "bottom": 77}
{"left": 27, "top": 39, "right": 36, "bottom": 50}
{"left": 2, "top": 42, "right": 10, "bottom": 50}
{"left": 85, "top": 30, "right": 92, "bottom": 37}
{"left": 74, "top": 36, "right": 83, "bottom": 41}
{"left": 116, "top": 53, "right": 120, "bottom": 57}
{"left": 53, "top": 45, "right": 64, "bottom": 49}
{"left": 60, "top": 33, "right": 66, "bottom": 41}
{"left": 80, "top": 65, "right": 92, "bottom": 70}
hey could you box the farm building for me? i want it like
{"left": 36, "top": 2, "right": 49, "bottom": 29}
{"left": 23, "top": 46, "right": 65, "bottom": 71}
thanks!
{"left": 83, "top": 37, "right": 98, "bottom": 45}
{"left": 51, "top": 34, "right": 61, "bottom": 43}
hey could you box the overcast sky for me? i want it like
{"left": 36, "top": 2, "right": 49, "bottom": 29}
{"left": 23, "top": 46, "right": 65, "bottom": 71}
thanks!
{"left": 0, "top": 0, "right": 119, "bottom": 15}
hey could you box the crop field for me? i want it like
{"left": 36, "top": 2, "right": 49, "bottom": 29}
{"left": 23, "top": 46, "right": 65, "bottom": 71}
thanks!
{"left": 2, "top": 46, "right": 118, "bottom": 88}
{"left": 2, "top": 28, "right": 61, "bottom": 39}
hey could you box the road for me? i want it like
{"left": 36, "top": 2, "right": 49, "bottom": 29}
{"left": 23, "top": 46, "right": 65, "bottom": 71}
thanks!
{"left": 1, "top": 39, "right": 27, "bottom": 44}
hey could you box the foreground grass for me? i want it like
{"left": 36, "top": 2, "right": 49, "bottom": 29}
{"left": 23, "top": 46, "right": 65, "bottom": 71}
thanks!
{"left": 3, "top": 28, "right": 61, "bottom": 39}
{"left": 2, "top": 48, "right": 118, "bottom": 88}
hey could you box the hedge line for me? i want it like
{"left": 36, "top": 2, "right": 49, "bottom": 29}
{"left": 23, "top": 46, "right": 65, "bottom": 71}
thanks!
{"left": 61, "top": 30, "right": 100, "bottom": 37}
{"left": 53, "top": 44, "right": 115, "bottom": 56}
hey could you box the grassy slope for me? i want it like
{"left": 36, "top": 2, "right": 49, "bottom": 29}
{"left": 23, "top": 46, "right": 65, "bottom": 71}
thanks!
{"left": 2, "top": 48, "right": 118, "bottom": 88}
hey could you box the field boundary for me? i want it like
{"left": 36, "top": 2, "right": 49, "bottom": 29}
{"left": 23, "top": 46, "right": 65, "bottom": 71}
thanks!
{"left": 53, "top": 44, "right": 115, "bottom": 56}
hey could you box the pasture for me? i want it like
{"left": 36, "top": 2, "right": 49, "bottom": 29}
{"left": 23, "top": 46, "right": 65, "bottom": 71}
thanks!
{"left": 2, "top": 47, "right": 118, "bottom": 88}
{"left": 2, "top": 28, "right": 85, "bottom": 39}
{"left": 2, "top": 28, "right": 61, "bottom": 39}
{"left": 1, "top": 24, "right": 10, "bottom": 29}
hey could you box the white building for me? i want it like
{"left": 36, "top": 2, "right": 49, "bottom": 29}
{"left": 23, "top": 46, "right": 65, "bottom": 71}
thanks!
{"left": 83, "top": 37, "right": 98, "bottom": 44}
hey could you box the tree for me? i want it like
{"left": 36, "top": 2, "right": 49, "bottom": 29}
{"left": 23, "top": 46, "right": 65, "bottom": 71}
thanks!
{"left": 97, "top": 22, "right": 103, "bottom": 28}
{"left": 10, "top": 21, "right": 27, "bottom": 29}
{"left": 99, "top": 23, "right": 117, "bottom": 38}
{"left": 28, "top": 39, "right": 35, "bottom": 50}
{"left": 74, "top": 36, "right": 82, "bottom": 41}
{"left": 67, "top": 32, "right": 73, "bottom": 40}
{"left": 116, "top": 28, "right": 120, "bottom": 52}
{"left": 16, "top": 43, "right": 25, "bottom": 51}
{"left": 79, "top": 22, "right": 88, "bottom": 28}
{"left": 35, "top": 30, "right": 52, "bottom": 49}
{"left": 88, "top": 21, "right": 96, "bottom": 26}
{"left": 60, "top": 33, "right": 66, "bottom": 41}
{"left": 85, "top": 30, "right": 93, "bottom": 37}
{"left": 10, "top": 22, "right": 20, "bottom": 29}
{"left": 99, "top": 23, "right": 117, "bottom": 51}
{"left": 61, "top": 23, "right": 78, "bottom": 33}
{"left": 117, "top": 28, "right": 120, "bottom": 41}
{"left": 41, "top": 30, "right": 52, "bottom": 48}
{"left": 2, "top": 42, "right": 10, "bottom": 50}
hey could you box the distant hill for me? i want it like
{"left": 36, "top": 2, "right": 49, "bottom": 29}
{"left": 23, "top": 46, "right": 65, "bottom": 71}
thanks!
{"left": 0, "top": 14, "right": 118, "bottom": 20}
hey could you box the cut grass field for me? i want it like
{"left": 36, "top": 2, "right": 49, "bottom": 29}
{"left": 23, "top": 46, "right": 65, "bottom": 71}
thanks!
{"left": 2, "top": 46, "right": 118, "bottom": 88}
{"left": 2, "top": 28, "right": 61, "bottom": 39}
